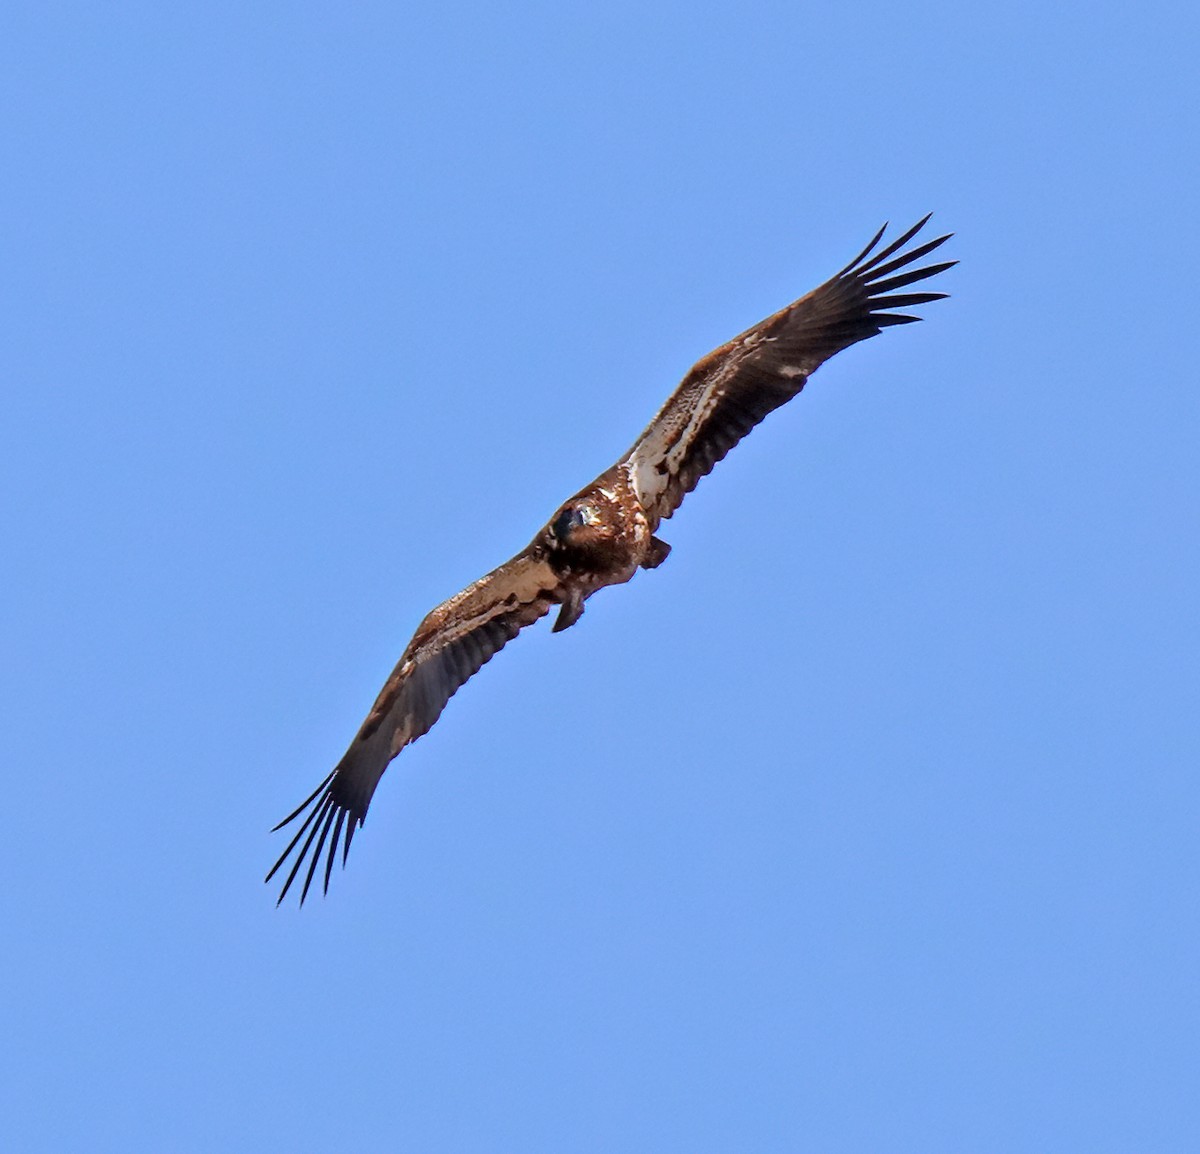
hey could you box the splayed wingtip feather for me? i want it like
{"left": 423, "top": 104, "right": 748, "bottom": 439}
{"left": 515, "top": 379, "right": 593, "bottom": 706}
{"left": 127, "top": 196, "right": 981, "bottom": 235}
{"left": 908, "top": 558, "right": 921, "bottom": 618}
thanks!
{"left": 271, "top": 770, "right": 335, "bottom": 833}
{"left": 842, "top": 221, "right": 889, "bottom": 272}
{"left": 855, "top": 214, "right": 934, "bottom": 276}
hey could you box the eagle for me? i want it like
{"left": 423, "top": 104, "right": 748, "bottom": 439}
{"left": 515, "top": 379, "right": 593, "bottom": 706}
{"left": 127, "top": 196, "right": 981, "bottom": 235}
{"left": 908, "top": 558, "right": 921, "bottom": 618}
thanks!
{"left": 267, "top": 215, "right": 954, "bottom": 905}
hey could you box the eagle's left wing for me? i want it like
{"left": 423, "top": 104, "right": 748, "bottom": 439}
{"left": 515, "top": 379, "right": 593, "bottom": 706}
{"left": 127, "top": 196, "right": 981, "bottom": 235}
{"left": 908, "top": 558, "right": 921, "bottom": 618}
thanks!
{"left": 624, "top": 216, "right": 954, "bottom": 527}
{"left": 266, "top": 549, "right": 562, "bottom": 905}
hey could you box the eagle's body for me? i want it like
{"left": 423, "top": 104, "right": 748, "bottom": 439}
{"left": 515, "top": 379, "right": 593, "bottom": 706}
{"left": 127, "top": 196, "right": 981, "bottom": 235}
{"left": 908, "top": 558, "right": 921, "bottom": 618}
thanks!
{"left": 543, "top": 464, "right": 669, "bottom": 631}
{"left": 268, "top": 216, "right": 955, "bottom": 904}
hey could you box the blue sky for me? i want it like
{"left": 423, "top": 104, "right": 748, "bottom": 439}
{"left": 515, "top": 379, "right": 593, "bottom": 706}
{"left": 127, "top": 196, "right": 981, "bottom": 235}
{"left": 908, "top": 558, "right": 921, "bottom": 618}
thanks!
{"left": 3, "top": 2, "right": 1197, "bottom": 1150}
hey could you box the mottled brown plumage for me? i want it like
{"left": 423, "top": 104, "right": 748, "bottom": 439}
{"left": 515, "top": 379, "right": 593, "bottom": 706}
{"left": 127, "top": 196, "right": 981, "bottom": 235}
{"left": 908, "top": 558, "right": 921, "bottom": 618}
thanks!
{"left": 267, "top": 215, "right": 955, "bottom": 904}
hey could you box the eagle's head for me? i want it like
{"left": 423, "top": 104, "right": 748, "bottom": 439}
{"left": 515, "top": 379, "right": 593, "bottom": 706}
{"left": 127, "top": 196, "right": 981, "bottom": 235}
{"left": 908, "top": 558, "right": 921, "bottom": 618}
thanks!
{"left": 542, "top": 497, "right": 619, "bottom": 571}
{"left": 548, "top": 501, "right": 602, "bottom": 542}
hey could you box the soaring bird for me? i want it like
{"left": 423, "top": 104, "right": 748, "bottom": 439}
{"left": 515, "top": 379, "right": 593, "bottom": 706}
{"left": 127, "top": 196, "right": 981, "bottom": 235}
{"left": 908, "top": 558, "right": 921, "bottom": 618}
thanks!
{"left": 267, "top": 215, "right": 954, "bottom": 904}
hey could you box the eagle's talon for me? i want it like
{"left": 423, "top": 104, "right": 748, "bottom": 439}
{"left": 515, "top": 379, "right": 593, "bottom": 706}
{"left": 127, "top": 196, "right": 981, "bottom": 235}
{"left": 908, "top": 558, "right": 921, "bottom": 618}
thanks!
{"left": 642, "top": 536, "right": 672, "bottom": 569}
{"left": 552, "top": 590, "right": 585, "bottom": 633}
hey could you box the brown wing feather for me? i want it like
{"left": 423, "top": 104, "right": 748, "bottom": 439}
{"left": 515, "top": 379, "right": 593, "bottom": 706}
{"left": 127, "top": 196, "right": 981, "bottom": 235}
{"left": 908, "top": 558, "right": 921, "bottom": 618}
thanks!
{"left": 624, "top": 216, "right": 955, "bottom": 526}
{"left": 266, "top": 550, "right": 562, "bottom": 905}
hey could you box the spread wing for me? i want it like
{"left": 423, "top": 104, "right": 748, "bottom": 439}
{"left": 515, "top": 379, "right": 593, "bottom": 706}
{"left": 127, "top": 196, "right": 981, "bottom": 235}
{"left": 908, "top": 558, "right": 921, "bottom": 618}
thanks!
{"left": 266, "top": 549, "right": 562, "bottom": 905}
{"left": 624, "top": 215, "right": 955, "bottom": 526}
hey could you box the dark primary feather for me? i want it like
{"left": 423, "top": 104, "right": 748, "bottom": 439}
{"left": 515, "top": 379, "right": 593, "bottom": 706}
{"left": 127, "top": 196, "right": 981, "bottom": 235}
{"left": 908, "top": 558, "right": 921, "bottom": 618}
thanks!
{"left": 266, "top": 553, "right": 559, "bottom": 905}
{"left": 624, "top": 215, "right": 955, "bottom": 524}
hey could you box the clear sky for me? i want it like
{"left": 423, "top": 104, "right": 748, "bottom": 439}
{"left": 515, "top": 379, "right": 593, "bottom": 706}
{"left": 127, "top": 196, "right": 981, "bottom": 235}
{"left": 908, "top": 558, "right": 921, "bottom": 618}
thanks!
{"left": 3, "top": 2, "right": 1197, "bottom": 1151}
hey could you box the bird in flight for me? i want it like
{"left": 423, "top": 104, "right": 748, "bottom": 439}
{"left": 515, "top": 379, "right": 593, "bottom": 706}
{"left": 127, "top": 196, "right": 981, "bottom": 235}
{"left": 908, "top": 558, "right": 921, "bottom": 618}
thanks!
{"left": 267, "top": 215, "right": 955, "bottom": 905}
